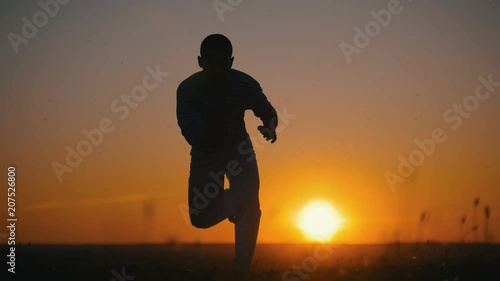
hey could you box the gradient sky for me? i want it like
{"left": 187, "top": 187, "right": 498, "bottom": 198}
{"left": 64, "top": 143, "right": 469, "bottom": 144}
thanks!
{"left": 1, "top": 0, "right": 499, "bottom": 244}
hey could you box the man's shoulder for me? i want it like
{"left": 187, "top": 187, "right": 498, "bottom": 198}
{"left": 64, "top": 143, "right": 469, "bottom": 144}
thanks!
{"left": 230, "top": 69, "right": 260, "bottom": 87}
{"left": 177, "top": 71, "right": 203, "bottom": 94}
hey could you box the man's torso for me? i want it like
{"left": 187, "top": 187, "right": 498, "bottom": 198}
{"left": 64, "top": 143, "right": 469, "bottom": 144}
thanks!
{"left": 179, "top": 69, "right": 260, "bottom": 153}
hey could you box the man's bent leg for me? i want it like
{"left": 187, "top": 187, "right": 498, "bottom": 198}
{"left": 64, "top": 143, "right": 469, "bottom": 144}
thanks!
{"left": 188, "top": 150, "right": 228, "bottom": 228}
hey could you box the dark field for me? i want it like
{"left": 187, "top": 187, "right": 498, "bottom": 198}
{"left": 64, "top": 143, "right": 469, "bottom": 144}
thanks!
{"left": 2, "top": 243, "right": 499, "bottom": 281}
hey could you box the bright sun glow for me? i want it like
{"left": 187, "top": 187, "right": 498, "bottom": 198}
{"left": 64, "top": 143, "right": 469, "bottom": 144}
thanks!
{"left": 297, "top": 200, "right": 344, "bottom": 242}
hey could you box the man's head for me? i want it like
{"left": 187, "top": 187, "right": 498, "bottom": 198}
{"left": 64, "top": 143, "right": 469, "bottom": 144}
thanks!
{"left": 198, "top": 34, "right": 234, "bottom": 81}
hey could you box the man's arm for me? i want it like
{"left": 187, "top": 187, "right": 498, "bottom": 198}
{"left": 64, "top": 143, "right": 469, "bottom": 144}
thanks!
{"left": 176, "top": 83, "right": 204, "bottom": 147}
{"left": 249, "top": 81, "right": 278, "bottom": 143}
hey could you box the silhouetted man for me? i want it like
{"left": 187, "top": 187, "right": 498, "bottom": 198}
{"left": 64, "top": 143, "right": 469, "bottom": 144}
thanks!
{"left": 176, "top": 34, "right": 278, "bottom": 275}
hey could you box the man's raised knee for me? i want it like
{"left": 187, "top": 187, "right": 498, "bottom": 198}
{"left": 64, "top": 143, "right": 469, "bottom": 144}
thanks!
{"left": 190, "top": 215, "right": 212, "bottom": 229}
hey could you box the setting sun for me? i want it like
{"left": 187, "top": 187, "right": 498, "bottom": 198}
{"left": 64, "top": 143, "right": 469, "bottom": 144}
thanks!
{"left": 297, "top": 200, "right": 345, "bottom": 242}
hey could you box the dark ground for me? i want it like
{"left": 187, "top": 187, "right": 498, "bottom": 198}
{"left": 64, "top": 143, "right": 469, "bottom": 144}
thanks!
{"left": 2, "top": 243, "right": 499, "bottom": 281}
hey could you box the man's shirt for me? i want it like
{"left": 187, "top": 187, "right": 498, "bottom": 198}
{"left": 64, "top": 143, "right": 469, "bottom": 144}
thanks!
{"left": 176, "top": 69, "right": 277, "bottom": 152}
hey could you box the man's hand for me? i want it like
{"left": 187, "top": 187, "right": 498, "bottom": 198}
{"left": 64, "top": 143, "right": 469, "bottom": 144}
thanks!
{"left": 258, "top": 126, "right": 277, "bottom": 143}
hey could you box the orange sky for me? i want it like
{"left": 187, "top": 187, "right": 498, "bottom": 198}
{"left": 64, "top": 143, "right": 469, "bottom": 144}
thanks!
{"left": 1, "top": 0, "right": 499, "bottom": 244}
